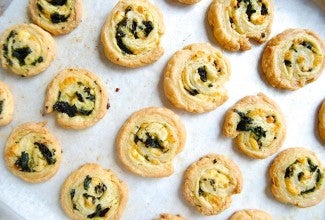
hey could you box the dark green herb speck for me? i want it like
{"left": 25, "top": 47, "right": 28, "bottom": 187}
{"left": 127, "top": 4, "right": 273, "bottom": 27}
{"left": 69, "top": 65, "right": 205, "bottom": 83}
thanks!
{"left": 34, "top": 142, "right": 56, "bottom": 165}
{"left": 50, "top": 12, "right": 69, "bottom": 24}
{"left": 12, "top": 47, "right": 32, "bottom": 66}
{"left": 284, "top": 60, "right": 292, "bottom": 67}
{"left": 197, "top": 66, "right": 207, "bottom": 82}
{"left": 87, "top": 204, "right": 110, "bottom": 219}
{"left": 70, "top": 189, "right": 75, "bottom": 200}
{"left": 246, "top": 1, "right": 256, "bottom": 21}
{"left": 0, "top": 100, "right": 3, "bottom": 114}
{"left": 15, "top": 151, "right": 32, "bottom": 172}
{"left": 300, "top": 186, "right": 316, "bottom": 195}
{"left": 37, "top": 3, "right": 43, "bottom": 12}
{"left": 53, "top": 101, "right": 78, "bottom": 117}
{"left": 84, "top": 175, "right": 92, "bottom": 190}
{"left": 143, "top": 21, "right": 153, "bottom": 37}
{"left": 83, "top": 193, "right": 96, "bottom": 204}
{"left": 301, "top": 41, "right": 313, "bottom": 50}
{"left": 185, "top": 88, "right": 199, "bottom": 96}
{"left": 298, "top": 172, "right": 304, "bottom": 181}
{"left": 261, "top": 3, "right": 268, "bottom": 15}
{"left": 48, "top": 0, "right": 67, "bottom": 6}
{"left": 284, "top": 165, "right": 294, "bottom": 178}
{"left": 307, "top": 158, "right": 318, "bottom": 172}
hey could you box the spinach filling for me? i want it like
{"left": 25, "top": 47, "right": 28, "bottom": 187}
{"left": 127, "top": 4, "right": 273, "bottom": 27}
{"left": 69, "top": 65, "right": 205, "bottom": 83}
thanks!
{"left": 48, "top": 0, "right": 67, "bottom": 6}
{"left": 12, "top": 47, "right": 32, "bottom": 65}
{"left": 284, "top": 157, "right": 323, "bottom": 195}
{"left": 284, "top": 60, "right": 292, "bottom": 67}
{"left": 15, "top": 151, "right": 33, "bottom": 172}
{"left": 34, "top": 142, "right": 56, "bottom": 165}
{"left": 0, "top": 100, "right": 3, "bottom": 115}
{"left": 234, "top": 110, "right": 267, "bottom": 147}
{"left": 197, "top": 66, "right": 207, "bottom": 82}
{"left": 184, "top": 87, "right": 199, "bottom": 96}
{"left": 50, "top": 12, "right": 69, "bottom": 23}
{"left": 134, "top": 132, "right": 166, "bottom": 152}
{"left": 53, "top": 84, "right": 95, "bottom": 117}
{"left": 84, "top": 175, "right": 92, "bottom": 190}
{"left": 115, "top": 6, "right": 154, "bottom": 54}
{"left": 87, "top": 204, "right": 110, "bottom": 219}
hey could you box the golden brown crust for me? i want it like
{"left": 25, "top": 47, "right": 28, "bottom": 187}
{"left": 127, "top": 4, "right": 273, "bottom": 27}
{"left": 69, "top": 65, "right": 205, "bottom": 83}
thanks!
{"left": 183, "top": 154, "right": 242, "bottom": 216}
{"left": 156, "top": 213, "right": 185, "bottom": 220}
{"left": 0, "top": 23, "right": 56, "bottom": 76}
{"left": 4, "top": 122, "right": 61, "bottom": 183}
{"left": 229, "top": 209, "right": 272, "bottom": 220}
{"left": 28, "top": 0, "right": 82, "bottom": 35}
{"left": 223, "top": 93, "right": 286, "bottom": 159}
{"left": 60, "top": 163, "right": 128, "bottom": 220}
{"left": 269, "top": 147, "right": 325, "bottom": 207}
{"left": 0, "top": 80, "right": 14, "bottom": 126}
{"left": 117, "top": 107, "right": 186, "bottom": 177}
{"left": 318, "top": 100, "right": 325, "bottom": 141}
{"left": 44, "top": 68, "right": 109, "bottom": 129}
{"left": 177, "top": 0, "right": 201, "bottom": 5}
{"left": 164, "top": 43, "right": 230, "bottom": 113}
{"left": 208, "top": 0, "right": 274, "bottom": 51}
{"left": 101, "top": 0, "right": 165, "bottom": 68}
{"left": 261, "top": 29, "right": 325, "bottom": 90}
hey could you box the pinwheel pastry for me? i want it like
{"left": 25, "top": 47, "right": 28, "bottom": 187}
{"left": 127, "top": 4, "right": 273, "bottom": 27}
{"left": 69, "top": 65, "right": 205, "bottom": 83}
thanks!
{"left": 117, "top": 107, "right": 186, "bottom": 177}
{"left": 60, "top": 163, "right": 128, "bottom": 220}
{"left": 208, "top": 0, "right": 274, "bottom": 51}
{"left": 4, "top": 122, "right": 61, "bottom": 183}
{"left": 28, "top": 0, "right": 82, "bottom": 35}
{"left": 269, "top": 147, "right": 325, "bottom": 207}
{"left": 155, "top": 213, "right": 185, "bottom": 220}
{"left": 0, "top": 23, "right": 56, "bottom": 77}
{"left": 223, "top": 93, "right": 286, "bottom": 159}
{"left": 262, "top": 29, "right": 325, "bottom": 90}
{"left": 101, "top": 0, "right": 165, "bottom": 68}
{"left": 44, "top": 68, "right": 109, "bottom": 129}
{"left": 229, "top": 209, "right": 272, "bottom": 220}
{"left": 164, "top": 43, "right": 230, "bottom": 113}
{"left": 183, "top": 154, "right": 242, "bottom": 216}
{"left": 0, "top": 80, "right": 14, "bottom": 126}
{"left": 177, "top": 0, "right": 201, "bottom": 4}
{"left": 318, "top": 100, "right": 325, "bottom": 141}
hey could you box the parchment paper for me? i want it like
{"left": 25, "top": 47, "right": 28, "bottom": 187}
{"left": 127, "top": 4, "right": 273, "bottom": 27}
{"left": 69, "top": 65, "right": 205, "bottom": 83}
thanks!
{"left": 0, "top": 0, "right": 324, "bottom": 219}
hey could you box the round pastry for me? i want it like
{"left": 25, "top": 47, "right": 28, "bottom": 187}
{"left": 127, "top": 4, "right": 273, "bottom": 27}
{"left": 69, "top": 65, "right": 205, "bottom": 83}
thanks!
{"left": 0, "top": 80, "right": 14, "bottom": 126}
{"left": 208, "top": 0, "right": 274, "bottom": 51}
{"left": 269, "top": 147, "right": 325, "bottom": 207}
{"left": 44, "top": 68, "right": 109, "bottom": 129}
{"left": 229, "top": 209, "right": 272, "bottom": 220}
{"left": 101, "top": 0, "right": 165, "bottom": 68}
{"left": 164, "top": 43, "right": 231, "bottom": 113}
{"left": 261, "top": 29, "right": 325, "bottom": 90}
{"left": 223, "top": 93, "right": 286, "bottom": 159}
{"left": 28, "top": 0, "right": 82, "bottom": 35}
{"left": 0, "top": 23, "right": 56, "bottom": 77}
{"left": 117, "top": 107, "right": 186, "bottom": 178}
{"left": 4, "top": 122, "right": 61, "bottom": 183}
{"left": 156, "top": 213, "right": 185, "bottom": 220}
{"left": 60, "top": 163, "right": 128, "bottom": 220}
{"left": 177, "top": 0, "right": 201, "bottom": 5}
{"left": 183, "top": 154, "right": 243, "bottom": 216}
{"left": 318, "top": 100, "right": 325, "bottom": 141}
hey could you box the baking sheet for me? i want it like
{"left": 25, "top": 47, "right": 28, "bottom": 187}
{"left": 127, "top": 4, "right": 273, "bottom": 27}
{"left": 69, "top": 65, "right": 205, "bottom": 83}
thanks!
{"left": 0, "top": 0, "right": 324, "bottom": 219}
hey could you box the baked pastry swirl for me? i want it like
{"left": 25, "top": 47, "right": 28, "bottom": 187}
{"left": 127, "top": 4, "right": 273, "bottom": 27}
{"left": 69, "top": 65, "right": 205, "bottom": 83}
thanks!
{"left": 44, "top": 68, "right": 109, "bottom": 129}
{"left": 4, "top": 122, "right": 61, "bottom": 183}
{"left": 208, "top": 0, "right": 274, "bottom": 51}
{"left": 60, "top": 163, "right": 128, "bottom": 220}
{"left": 223, "top": 93, "right": 286, "bottom": 159}
{"left": 101, "top": 0, "right": 165, "bottom": 68}
{"left": 229, "top": 209, "right": 272, "bottom": 220}
{"left": 117, "top": 107, "right": 186, "bottom": 177}
{"left": 183, "top": 154, "right": 242, "bottom": 216}
{"left": 319, "top": 100, "right": 325, "bottom": 141}
{"left": 0, "top": 80, "right": 14, "bottom": 126}
{"left": 269, "top": 147, "right": 325, "bottom": 207}
{"left": 262, "top": 29, "right": 325, "bottom": 90}
{"left": 0, "top": 23, "right": 56, "bottom": 77}
{"left": 164, "top": 43, "right": 230, "bottom": 113}
{"left": 29, "top": 0, "right": 82, "bottom": 35}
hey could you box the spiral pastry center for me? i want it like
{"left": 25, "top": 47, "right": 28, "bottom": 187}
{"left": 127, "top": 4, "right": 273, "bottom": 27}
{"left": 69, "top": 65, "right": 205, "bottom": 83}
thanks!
{"left": 70, "top": 175, "right": 119, "bottom": 218}
{"left": 13, "top": 133, "right": 57, "bottom": 173}
{"left": 131, "top": 122, "right": 175, "bottom": 164}
{"left": 284, "top": 157, "right": 323, "bottom": 196}
{"left": 182, "top": 52, "right": 228, "bottom": 97}
{"left": 3, "top": 30, "right": 45, "bottom": 68}
{"left": 53, "top": 79, "right": 96, "bottom": 117}
{"left": 35, "top": 0, "right": 73, "bottom": 24}
{"left": 282, "top": 38, "right": 323, "bottom": 78}
{"left": 228, "top": 0, "right": 270, "bottom": 32}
